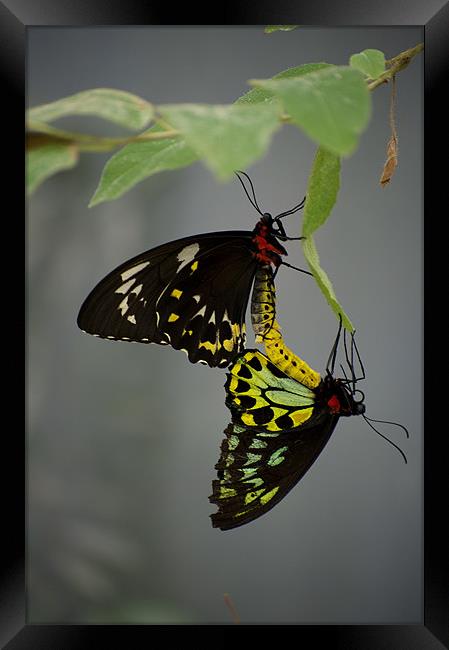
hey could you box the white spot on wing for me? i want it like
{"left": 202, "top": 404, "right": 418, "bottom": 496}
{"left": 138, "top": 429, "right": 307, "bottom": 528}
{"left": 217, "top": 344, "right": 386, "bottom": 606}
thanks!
{"left": 193, "top": 305, "right": 206, "bottom": 318}
{"left": 118, "top": 296, "right": 129, "bottom": 316}
{"left": 121, "top": 261, "right": 150, "bottom": 282}
{"left": 115, "top": 278, "right": 136, "bottom": 294}
{"left": 130, "top": 283, "right": 143, "bottom": 296}
{"left": 127, "top": 315, "right": 137, "bottom": 324}
{"left": 192, "top": 295, "right": 201, "bottom": 303}
{"left": 208, "top": 311, "right": 216, "bottom": 324}
{"left": 177, "top": 243, "right": 200, "bottom": 272}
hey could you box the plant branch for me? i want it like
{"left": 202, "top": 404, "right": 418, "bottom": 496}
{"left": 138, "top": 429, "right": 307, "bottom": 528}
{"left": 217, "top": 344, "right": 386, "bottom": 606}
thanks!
{"left": 26, "top": 119, "right": 180, "bottom": 152}
{"left": 26, "top": 42, "right": 423, "bottom": 154}
{"left": 368, "top": 42, "right": 423, "bottom": 91}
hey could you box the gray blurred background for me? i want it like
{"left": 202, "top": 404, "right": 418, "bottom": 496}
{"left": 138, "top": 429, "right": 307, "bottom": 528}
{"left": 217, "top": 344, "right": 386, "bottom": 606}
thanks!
{"left": 27, "top": 27, "right": 422, "bottom": 624}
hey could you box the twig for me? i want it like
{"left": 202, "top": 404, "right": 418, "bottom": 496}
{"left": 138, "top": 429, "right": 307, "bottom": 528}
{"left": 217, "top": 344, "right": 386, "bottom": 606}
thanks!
{"left": 26, "top": 119, "right": 180, "bottom": 152}
{"left": 26, "top": 42, "right": 423, "bottom": 155}
{"left": 368, "top": 42, "right": 423, "bottom": 91}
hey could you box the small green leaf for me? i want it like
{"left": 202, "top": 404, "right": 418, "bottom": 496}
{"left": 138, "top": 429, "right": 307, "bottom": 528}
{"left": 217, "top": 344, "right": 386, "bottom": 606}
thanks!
{"left": 27, "top": 88, "right": 154, "bottom": 131}
{"left": 302, "top": 236, "right": 354, "bottom": 332}
{"left": 264, "top": 25, "right": 298, "bottom": 33}
{"left": 350, "top": 49, "right": 386, "bottom": 80}
{"left": 251, "top": 66, "right": 371, "bottom": 156}
{"left": 89, "top": 125, "right": 198, "bottom": 207}
{"left": 302, "top": 147, "right": 340, "bottom": 237}
{"left": 26, "top": 135, "right": 79, "bottom": 194}
{"left": 158, "top": 103, "right": 281, "bottom": 181}
{"left": 236, "top": 63, "right": 332, "bottom": 107}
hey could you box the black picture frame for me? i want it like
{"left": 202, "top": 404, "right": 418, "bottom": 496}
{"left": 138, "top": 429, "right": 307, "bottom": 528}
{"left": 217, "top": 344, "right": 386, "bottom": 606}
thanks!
{"left": 8, "top": 1, "right": 447, "bottom": 647}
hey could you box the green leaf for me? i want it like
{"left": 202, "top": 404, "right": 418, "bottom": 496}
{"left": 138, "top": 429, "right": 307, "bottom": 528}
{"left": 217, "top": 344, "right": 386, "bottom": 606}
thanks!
{"left": 89, "top": 125, "right": 198, "bottom": 207}
{"left": 349, "top": 49, "right": 386, "bottom": 80}
{"left": 264, "top": 25, "right": 298, "bottom": 33}
{"left": 158, "top": 103, "right": 281, "bottom": 181}
{"left": 236, "top": 63, "right": 332, "bottom": 107}
{"left": 302, "top": 147, "right": 340, "bottom": 237}
{"left": 251, "top": 66, "right": 371, "bottom": 156}
{"left": 27, "top": 88, "right": 154, "bottom": 131}
{"left": 26, "top": 134, "right": 79, "bottom": 194}
{"left": 302, "top": 236, "right": 354, "bottom": 332}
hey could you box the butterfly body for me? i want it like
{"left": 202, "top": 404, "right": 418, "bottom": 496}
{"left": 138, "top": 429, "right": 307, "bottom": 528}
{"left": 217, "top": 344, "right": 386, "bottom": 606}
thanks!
{"left": 251, "top": 264, "right": 320, "bottom": 387}
{"left": 210, "top": 348, "right": 364, "bottom": 530}
{"left": 77, "top": 215, "right": 288, "bottom": 368}
{"left": 251, "top": 214, "right": 287, "bottom": 265}
{"left": 210, "top": 265, "right": 366, "bottom": 530}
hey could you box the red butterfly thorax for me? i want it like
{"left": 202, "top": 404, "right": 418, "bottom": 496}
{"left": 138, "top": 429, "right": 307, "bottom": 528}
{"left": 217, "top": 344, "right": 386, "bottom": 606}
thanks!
{"left": 252, "top": 218, "right": 287, "bottom": 266}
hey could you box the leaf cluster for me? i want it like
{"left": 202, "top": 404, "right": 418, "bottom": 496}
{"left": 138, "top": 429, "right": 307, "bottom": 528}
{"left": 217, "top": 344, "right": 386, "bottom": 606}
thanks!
{"left": 26, "top": 44, "right": 422, "bottom": 330}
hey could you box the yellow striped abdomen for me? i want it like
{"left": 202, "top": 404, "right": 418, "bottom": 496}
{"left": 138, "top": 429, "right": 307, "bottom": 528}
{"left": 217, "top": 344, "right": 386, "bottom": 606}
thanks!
{"left": 251, "top": 265, "right": 321, "bottom": 390}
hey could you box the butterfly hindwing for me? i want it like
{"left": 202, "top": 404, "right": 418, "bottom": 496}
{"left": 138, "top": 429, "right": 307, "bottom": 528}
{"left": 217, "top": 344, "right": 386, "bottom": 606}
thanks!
{"left": 77, "top": 232, "right": 257, "bottom": 367}
{"left": 210, "top": 349, "right": 339, "bottom": 530}
{"left": 225, "top": 350, "right": 317, "bottom": 430}
{"left": 210, "top": 415, "right": 338, "bottom": 530}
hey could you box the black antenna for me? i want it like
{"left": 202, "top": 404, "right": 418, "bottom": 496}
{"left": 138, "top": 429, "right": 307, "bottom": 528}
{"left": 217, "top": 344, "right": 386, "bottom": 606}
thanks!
{"left": 235, "top": 171, "right": 263, "bottom": 215}
{"left": 364, "top": 415, "right": 409, "bottom": 439}
{"left": 362, "top": 415, "right": 408, "bottom": 463}
{"left": 275, "top": 196, "right": 306, "bottom": 219}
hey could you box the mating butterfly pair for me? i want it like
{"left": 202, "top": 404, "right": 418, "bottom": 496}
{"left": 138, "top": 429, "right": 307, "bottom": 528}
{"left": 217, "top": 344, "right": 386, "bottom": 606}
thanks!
{"left": 77, "top": 173, "right": 407, "bottom": 530}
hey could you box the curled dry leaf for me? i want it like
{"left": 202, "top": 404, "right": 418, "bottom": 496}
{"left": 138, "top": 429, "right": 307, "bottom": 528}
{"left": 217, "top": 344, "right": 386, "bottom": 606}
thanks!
{"left": 380, "top": 133, "right": 398, "bottom": 186}
{"left": 380, "top": 74, "right": 398, "bottom": 187}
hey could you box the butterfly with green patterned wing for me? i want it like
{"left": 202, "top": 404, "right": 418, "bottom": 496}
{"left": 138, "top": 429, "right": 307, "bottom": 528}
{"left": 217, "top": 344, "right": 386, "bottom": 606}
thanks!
{"left": 210, "top": 348, "right": 365, "bottom": 530}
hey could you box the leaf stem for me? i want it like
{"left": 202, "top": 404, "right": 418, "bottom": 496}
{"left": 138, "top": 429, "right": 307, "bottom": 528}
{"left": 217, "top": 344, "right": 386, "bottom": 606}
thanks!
{"left": 26, "top": 120, "right": 180, "bottom": 152}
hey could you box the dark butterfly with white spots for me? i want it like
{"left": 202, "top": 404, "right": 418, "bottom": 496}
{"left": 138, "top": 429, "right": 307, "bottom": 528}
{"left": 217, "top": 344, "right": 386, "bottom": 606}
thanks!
{"left": 77, "top": 172, "right": 309, "bottom": 367}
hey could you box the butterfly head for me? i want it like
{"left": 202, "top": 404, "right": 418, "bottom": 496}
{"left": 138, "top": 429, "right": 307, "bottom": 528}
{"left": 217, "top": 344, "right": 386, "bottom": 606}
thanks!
{"left": 323, "top": 377, "right": 366, "bottom": 417}
{"left": 234, "top": 170, "right": 305, "bottom": 246}
{"left": 322, "top": 316, "right": 366, "bottom": 417}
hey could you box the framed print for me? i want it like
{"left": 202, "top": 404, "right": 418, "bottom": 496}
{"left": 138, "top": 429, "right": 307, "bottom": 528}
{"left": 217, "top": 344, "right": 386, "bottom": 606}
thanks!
{"left": 6, "top": 1, "right": 447, "bottom": 647}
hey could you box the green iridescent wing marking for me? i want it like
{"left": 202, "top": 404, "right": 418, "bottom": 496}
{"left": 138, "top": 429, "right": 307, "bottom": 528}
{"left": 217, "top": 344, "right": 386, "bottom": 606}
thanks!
{"left": 209, "top": 414, "right": 338, "bottom": 530}
{"left": 210, "top": 349, "right": 341, "bottom": 530}
{"left": 225, "top": 350, "right": 316, "bottom": 431}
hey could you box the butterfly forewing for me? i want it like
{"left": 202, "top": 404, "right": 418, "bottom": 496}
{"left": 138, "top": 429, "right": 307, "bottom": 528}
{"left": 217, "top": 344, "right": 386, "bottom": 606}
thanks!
{"left": 154, "top": 239, "right": 256, "bottom": 366}
{"left": 77, "top": 231, "right": 257, "bottom": 367}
